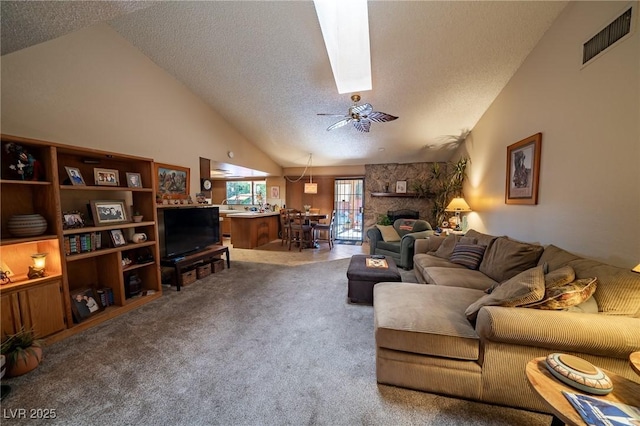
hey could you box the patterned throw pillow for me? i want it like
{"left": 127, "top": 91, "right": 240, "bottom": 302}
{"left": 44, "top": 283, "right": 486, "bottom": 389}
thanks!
{"left": 526, "top": 277, "right": 597, "bottom": 310}
{"left": 449, "top": 244, "right": 486, "bottom": 270}
{"left": 376, "top": 225, "right": 401, "bottom": 242}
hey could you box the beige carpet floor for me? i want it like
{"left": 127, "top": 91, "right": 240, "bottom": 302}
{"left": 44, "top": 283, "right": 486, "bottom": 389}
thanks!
{"left": 1, "top": 245, "right": 551, "bottom": 425}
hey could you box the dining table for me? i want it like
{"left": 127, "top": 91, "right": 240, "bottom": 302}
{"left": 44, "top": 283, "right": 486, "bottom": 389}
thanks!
{"left": 291, "top": 212, "right": 328, "bottom": 248}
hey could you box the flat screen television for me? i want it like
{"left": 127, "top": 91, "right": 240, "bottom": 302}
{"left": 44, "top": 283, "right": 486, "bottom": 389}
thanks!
{"left": 161, "top": 207, "right": 219, "bottom": 259}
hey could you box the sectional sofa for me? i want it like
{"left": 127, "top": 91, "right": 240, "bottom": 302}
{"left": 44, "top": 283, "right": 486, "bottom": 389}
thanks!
{"left": 373, "top": 229, "right": 640, "bottom": 412}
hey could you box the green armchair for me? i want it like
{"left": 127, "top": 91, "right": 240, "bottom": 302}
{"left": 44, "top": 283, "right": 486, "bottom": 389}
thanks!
{"left": 366, "top": 219, "right": 434, "bottom": 269}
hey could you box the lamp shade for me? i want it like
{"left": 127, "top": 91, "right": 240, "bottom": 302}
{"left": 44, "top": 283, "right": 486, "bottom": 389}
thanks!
{"left": 445, "top": 197, "right": 472, "bottom": 212}
{"left": 304, "top": 183, "right": 318, "bottom": 194}
{"left": 633, "top": 263, "right": 640, "bottom": 273}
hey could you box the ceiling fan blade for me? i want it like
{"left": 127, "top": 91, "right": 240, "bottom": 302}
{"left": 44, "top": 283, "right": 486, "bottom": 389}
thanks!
{"left": 367, "top": 111, "right": 399, "bottom": 123}
{"left": 353, "top": 119, "right": 371, "bottom": 133}
{"left": 351, "top": 103, "right": 372, "bottom": 115}
{"left": 327, "top": 118, "right": 352, "bottom": 131}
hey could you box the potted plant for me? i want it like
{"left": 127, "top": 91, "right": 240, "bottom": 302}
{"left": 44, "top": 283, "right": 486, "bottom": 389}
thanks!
{"left": 377, "top": 214, "right": 392, "bottom": 226}
{"left": 132, "top": 211, "right": 143, "bottom": 223}
{"left": 0, "top": 327, "right": 43, "bottom": 378}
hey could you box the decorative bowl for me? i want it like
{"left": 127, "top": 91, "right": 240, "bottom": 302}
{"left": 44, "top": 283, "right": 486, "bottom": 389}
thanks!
{"left": 545, "top": 353, "right": 613, "bottom": 395}
{"left": 7, "top": 214, "right": 48, "bottom": 237}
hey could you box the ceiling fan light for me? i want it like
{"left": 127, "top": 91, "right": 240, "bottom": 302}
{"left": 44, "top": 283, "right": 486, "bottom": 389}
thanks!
{"left": 314, "top": 0, "right": 372, "bottom": 94}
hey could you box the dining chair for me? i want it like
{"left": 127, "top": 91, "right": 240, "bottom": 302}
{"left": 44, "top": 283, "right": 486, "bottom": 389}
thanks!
{"left": 288, "top": 209, "right": 313, "bottom": 251}
{"left": 313, "top": 210, "right": 336, "bottom": 250}
{"left": 279, "top": 209, "right": 294, "bottom": 246}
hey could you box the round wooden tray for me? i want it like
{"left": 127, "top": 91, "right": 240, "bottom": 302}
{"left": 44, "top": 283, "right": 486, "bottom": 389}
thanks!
{"left": 545, "top": 353, "right": 613, "bottom": 395}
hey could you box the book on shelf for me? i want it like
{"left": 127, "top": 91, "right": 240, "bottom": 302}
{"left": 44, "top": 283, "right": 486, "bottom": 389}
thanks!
{"left": 64, "top": 232, "right": 103, "bottom": 255}
{"left": 563, "top": 391, "right": 640, "bottom": 426}
{"left": 96, "top": 287, "right": 114, "bottom": 307}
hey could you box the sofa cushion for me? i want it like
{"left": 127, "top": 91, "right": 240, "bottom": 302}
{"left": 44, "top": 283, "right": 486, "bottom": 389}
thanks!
{"left": 465, "top": 265, "right": 545, "bottom": 321}
{"left": 393, "top": 219, "right": 431, "bottom": 238}
{"left": 464, "top": 229, "right": 498, "bottom": 249}
{"left": 544, "top": 265, "right": 576, "bottom": 289}
{"left": 567, "top": 258, "right": 640, "bottom": 317}
{"left": 433, "top": 234, "right": 461, "bottom": 259}
{"left": 374, "top": 283, "right": 484, "bottom": 360}
{"left": 449, "top": 244, "right": 486, "bottom": 270}
{"left": 527, "top": 277, "right": 597, "bottom": 310}
{"left": 425, "top": 267, "right": 498, "bottom": 290}
{"left": 479, "top": 237, "right": 544, "bottom": 283}
{"left": 377, "top": 225, "right": 401, "bottom": 242}
{"left": 537, "top": 244, "right": 581, "bottom": 271}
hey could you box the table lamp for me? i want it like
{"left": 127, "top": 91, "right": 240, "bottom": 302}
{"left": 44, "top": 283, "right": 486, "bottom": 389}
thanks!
{"left": 445, "top": 197, "right": 472, "bottom": 231}
{"left": 28, "top": 253, "right": 48, "bottom": 279}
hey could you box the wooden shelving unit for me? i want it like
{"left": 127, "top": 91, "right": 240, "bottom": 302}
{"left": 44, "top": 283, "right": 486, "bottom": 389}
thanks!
{"left": 1, "top": 134, "right": 162, "bottom": 344}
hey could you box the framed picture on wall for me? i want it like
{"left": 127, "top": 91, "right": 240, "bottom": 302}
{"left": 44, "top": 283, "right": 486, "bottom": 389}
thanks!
{"left": 270, "top": 186, "right": 280, "bottom": 199}
{"left": 155, "top": 163, "right": 190, "bottom": 200}
{"left": 505, "top": 133, "right": 542, "bottom": 205}
{"left": 396, "top": 180, "right": 407, "bottom": 194}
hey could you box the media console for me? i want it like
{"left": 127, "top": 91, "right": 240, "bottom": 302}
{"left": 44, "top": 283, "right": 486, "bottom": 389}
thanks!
{"left": 160, "top": 245, "right": 230, "bottom": 291}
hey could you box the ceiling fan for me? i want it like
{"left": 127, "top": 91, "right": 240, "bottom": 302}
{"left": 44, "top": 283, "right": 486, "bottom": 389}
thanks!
{"left": 318, "top": 94, "right": 398, "bottom": 133}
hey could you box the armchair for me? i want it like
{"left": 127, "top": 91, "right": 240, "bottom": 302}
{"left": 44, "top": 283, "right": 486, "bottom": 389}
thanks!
{"left": 367, "top": 219, "right": 434, "bottom": 269}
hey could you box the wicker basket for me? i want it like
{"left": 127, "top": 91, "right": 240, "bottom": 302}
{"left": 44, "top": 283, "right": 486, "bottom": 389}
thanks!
{"left": 181, "top": 269, "right": 197, "bottom": 286}
{"left": 197, "top": 263, "right": 212, "bottom": 279}
{"left": 212, "top": 259, "right": 225, "bottom": 273}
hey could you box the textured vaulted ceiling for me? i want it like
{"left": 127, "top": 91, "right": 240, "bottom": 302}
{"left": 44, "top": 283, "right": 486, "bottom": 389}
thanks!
{"left": 1, "top": 1, "right": 567, "bottom": 168}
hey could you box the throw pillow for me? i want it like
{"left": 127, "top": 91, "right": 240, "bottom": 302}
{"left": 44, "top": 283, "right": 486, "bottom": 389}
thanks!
{"left": 526, "top": 277, "right": 597, "bottom": 310}
{"left": 449, "top": 244, "right": 486, "bottom": 270}
{"left": 566, "top": 296, "right": 599, "bottom": 313}
{"left": 376, "top": 225, "right": 401, "bottom": 242}
{"left": 434, "top": 234, "right": 459, "bottom": 259}
{"left": 465, "top": 265, "right": 545, "bottom": 321}
{"left": 544, "top": 265, "right": 576, "bottom": 289}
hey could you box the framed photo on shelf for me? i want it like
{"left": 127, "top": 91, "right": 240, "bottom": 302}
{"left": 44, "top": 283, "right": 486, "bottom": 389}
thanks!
{"left": 70, "top": 287, "right": 102, "bottom": 323}
{"left": 90, "top": 200, "right": 128, "bottom": 225}
{"left": 62, "top": 211, "right": 85, "bottom": 229}
{"left": 65, "top": 166, "right": 86, "bottom": 186}
{"left": 155, "top": 163, "right": 189, "bottom": 200}
{"left": 396, "top": 180, "right": 407, "bottom": 194}
{"left": 126, "top": 172, "right": 143, "bottom": 188}
{"left": 109, "top": 229, "right": 126, "bottom": 247}
{"left": 506, "top": 132, "right": 542, "bottom": 205}
{"left": 94, "top": 168, "right": 120, "bottom": 186}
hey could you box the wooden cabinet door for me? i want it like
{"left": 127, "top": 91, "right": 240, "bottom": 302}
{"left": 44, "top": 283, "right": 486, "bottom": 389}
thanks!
{"left": 1, "top": 292, "right": 21, "bottom": 338}
{"left": 18, "top": 280, "right": 66, "bottom": 338}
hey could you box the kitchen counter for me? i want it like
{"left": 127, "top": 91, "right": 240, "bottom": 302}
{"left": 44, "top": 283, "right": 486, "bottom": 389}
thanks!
{"left": 226, "top": 211, "right": 280, "bottom": 218}
{"left": 227, "top": 211, "right": 280, "bottom": 248}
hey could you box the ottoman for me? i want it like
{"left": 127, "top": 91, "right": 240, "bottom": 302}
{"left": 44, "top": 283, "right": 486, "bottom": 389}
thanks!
{"left": 347, "top": 255, "right": 402, "bottom": 304}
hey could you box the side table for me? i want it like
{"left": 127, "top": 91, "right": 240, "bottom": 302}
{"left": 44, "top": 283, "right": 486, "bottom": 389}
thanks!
{"left": 526, "top": 357, "right": 640, "bottom": 426}
{"left": 630, "top": 351, "right": 640, "bottom": 376}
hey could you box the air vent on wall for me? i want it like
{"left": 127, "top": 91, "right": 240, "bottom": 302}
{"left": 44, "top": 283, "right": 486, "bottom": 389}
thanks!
{"left": 583, "top": 6, "right": 633, "bottom": 65}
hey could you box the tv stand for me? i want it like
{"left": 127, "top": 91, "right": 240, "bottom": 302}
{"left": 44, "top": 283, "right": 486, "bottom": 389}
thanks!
{"left": 160, "top": 245, "right": 230, "bottom": 291}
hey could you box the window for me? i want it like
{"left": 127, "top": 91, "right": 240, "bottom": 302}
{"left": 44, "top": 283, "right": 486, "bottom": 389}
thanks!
{"left": 226, "top": 180, "right": 266, "bottom": 205}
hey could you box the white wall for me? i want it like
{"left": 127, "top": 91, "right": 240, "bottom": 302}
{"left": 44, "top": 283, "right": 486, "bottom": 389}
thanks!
{"left": 1, "top": 24, "right": 282, "bottom": 196}
{"left": 459, "top": 1, "right": 640, "bottom": 268}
